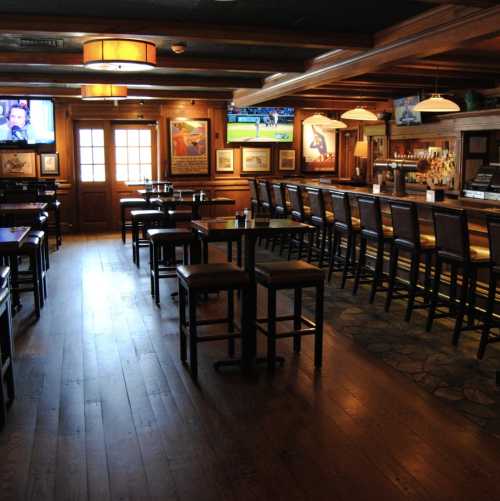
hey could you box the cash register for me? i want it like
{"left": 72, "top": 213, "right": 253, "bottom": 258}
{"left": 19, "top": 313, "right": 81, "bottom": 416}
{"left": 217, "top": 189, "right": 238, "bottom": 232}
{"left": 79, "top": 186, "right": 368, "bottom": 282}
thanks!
{"left": 463, "top": 164, "right": 500, "bottom": 200}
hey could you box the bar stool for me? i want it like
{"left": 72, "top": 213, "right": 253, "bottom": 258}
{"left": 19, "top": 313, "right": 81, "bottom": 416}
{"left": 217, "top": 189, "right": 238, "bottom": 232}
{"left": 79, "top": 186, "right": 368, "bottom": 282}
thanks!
{"left": 385, "top": 201, "right": 435, "bottom": 321}
{"left": 258, "top": 179, "right": 274, "bottom": 216}
{"left": 148, "top": 228, "right": 195, "bottom": 305}
{"left": 271, "top": 181, "right": 291, "bottom": 255}
{"left": 28, "top": 229, "right": 48, "bottom": 301}
{"left": 328, "top": 190, "right": 361, "bottom": 288}
{"left": 120, "top": 197, "right": 149, "bottom": 243}
{"left": 131, "top": 209, "right": 166, "bottom": 268}
{"left": 353, "top": 196, "right": 394, "bottom": 303}
{"left": 287, "top": 184, "right": 311, "bottom": 260}
{"left": 248, "top": 179, "right": 260, "bottom": 217}
{"left": 478, "top": 214, "right": 500, "bottom": 358}
{"left": 255, "top": 260, "right": 324, "bottom": 370}
{"left": 426, "top": 207, "right": 490, "bottom": 346}
{"left": 306, "top": 187, "right": 334, "bottom": 268}
{"left": 177, "top": 263, "right": 250, "bottom": 381}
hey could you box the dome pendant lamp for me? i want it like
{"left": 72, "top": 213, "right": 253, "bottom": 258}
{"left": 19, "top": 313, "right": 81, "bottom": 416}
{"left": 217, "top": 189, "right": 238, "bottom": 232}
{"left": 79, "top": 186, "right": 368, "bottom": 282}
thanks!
{"left": 341, "top": 107, "right": 378, "bottom": 121}
{"left": 303, "top": 113, "right": 347, "bottom": 128}
{"left": 413, "top": 94, "right": 460, "bottom": 113}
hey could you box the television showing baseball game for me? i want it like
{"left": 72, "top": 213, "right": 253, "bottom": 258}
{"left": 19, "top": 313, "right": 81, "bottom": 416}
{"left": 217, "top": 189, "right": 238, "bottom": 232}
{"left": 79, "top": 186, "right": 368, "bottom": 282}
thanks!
{"left": 227, "top": 106, "right": 294, "bottom": 143}
{"left": 0, "top": 97, "right": 55, "bottom": 146}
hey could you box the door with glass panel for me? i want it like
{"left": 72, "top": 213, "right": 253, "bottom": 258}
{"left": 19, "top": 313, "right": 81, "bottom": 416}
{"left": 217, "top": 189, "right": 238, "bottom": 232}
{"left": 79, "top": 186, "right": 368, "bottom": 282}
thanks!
{"left": 111, "top": 123, "right": 157, "bottom": 230}
{"left": 75, "top": 121, "right": 113, "bottom": 232}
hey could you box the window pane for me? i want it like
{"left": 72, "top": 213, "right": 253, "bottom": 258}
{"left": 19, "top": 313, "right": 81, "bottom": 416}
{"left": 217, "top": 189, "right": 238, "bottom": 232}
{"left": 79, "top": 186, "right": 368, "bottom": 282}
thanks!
{"left": 139, "top": 129, "right": 151, "bottom": 146}
{"left": 116, "top": 164, "right": 127, "bottom": 181}
{"left": 93, "top": 165, "right": 106, "bottom": 182}
{"left": 114, "top": 129, "right": 127, "bottom": 146}
{"left": 81, "top": 164, "right": 93, "bottom": 182}
{"left": 79, "top": 129, "right": 92, "bottom": 146}
{"left": 92, "top": 129, "right": 104, "bottom": 146}
{"left": 93, "top": 147, "right": 105, "bottom": 165}
{"left": 127, "top": 129, "right": 139, "bottom": 146}
{"left": 140, "top": 147, "right": 151, "bottom": 164}
{"left": 115, "top": 146, "right": 128, "bottom": 164}
{"left": 128, "top": 164, "right": 141, "bottom": 181}
{"left": 80, "top": 147, "right": 93, "bottom": 165}
{"left": 140, "top": 165, "right": 152, "bottom": 180}
{"left": 128, "top": 147, "right": 140, "bottom": 164}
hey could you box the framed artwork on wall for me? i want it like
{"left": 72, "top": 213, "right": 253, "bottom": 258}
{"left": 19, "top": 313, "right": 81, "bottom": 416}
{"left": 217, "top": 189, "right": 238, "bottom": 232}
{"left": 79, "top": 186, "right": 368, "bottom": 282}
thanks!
{"left": 40, "top": 152, "right": 60, "bottom": 176}
{"left": 278, "top": 149, "right": 296, "bottom": 171}
{"left": 215, "top": 148, "right": 234, "bottom": 173}
{"left": 168, "top": 118, "right": 210, "bottom": 176}
{"left": 241, "top": 147, "right": 271, "bottom": 173}
{"left": 0, "top": 150, "right": 37, "bottom": 178}
{"left": 302, "top": 123, "right": 336, "bottom": 172}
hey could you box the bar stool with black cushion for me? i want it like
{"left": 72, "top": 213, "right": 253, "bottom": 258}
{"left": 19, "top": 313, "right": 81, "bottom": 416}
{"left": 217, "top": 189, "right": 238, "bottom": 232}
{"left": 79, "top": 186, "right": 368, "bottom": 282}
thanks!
{"left": 120, "top": 197, "right": 149, "bottom": 243}
{"left": 148, "top": 228, "right": 195, "bottom": 305}
{"left": 248, "top": 179, "right": 261, "bottom": 217}
{"left": 131, "top": 209, "right": 165, "bottom": 268}
{"left": 306, "top": 187, "right": 334, "bottom": 268}
{"left": 353, "top": 196, "right": 394, "bottom": 303}
{"left": 478, "top": 214, "right": 500, "bottom": 358}
{"left": 286, "top": 184, "right": 312, "bottom": 260}
{"left": 426, "top": 207, "right": 490, "bottom": 346}
{"left": 177, "top": 263, "right": 250, "bottom": 381}
{"left": 385, "top": 201, "right": 436, "bottom": 321}
{"left": 271, "top": 182, "right": 292, "bottom": 255}
{"left": 255, "top": 260, "right": 324, "bottom": 370}
{"left": 328, "top": 190, "right": 361, "bottom": 288}
{"left": 258, "top": 179, "right": 274, "bottom": 216}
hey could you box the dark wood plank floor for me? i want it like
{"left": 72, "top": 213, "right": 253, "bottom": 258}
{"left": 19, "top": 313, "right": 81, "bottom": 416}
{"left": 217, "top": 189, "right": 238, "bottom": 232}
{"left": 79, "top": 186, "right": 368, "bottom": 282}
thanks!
{"left": 2, "top": 233, "right": 500, "bottom": 501}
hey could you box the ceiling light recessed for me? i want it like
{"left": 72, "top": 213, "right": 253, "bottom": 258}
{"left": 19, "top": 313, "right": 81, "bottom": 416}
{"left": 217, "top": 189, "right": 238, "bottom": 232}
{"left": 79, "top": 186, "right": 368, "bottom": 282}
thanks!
{"left": 171, "top": 42, "right": 186, "bottom": 54}
{"left": 83, "top": 39, "right": 156, "bottom": 72}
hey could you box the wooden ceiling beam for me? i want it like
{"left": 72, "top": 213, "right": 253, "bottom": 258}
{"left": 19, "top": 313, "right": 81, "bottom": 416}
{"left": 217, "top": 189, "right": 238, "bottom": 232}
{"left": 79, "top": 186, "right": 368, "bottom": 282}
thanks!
{"left": 264, "top": 97, "right": 389, "bottom": 111}
{"left": 0, "top": 14, "right": 373, "bottom": 50}
{"left": 294, "top": 88, "right": 398, "bottom": 99}
{"left": 0, "top": 51, "right": 305, "bottom": 74}
{"left": 0, "top": 72, "right": 261, "bottom": 89}
{"left": 0, "top": 85, "right": 231, "bottom": 100}
{"left": 234, "top": 5, "right": 500, "bottom": 106}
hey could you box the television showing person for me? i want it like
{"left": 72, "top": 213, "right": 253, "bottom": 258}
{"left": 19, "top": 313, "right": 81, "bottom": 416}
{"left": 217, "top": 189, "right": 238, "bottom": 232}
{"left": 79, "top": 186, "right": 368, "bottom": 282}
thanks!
{"left": 0, "top": 104, "right": 36, "bottom": 142}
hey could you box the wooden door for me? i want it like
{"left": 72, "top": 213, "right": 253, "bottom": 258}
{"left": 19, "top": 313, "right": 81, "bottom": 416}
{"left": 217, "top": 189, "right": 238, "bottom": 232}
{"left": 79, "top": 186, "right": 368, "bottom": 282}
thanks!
{"left": 75, "top": 121, "right": 113, "bottom": 232}
{"left": 339, "top": 129, "right": 358, "bottom": 179}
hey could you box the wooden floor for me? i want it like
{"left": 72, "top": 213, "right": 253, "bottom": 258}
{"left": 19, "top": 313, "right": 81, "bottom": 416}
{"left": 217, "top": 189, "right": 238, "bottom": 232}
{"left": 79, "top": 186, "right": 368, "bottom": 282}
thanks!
{"left": 1, "top": 233, "right": 500, "bottom": 501}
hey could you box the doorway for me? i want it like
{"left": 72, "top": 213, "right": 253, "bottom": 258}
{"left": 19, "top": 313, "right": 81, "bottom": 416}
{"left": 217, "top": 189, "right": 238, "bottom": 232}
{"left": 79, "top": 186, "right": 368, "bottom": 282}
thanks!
{"left": 339, "top": 128, "right": 358, "bottom": 179}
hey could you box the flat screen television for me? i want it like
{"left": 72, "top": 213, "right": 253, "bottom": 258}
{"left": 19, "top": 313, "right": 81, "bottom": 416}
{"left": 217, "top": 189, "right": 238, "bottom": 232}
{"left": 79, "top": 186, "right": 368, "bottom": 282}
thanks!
{"left": 393, "top": 96, "right": 422, "bottom": 126}
{"left": 0, "top": 97, "right": 55, "bottom": 146}
{"left": 227, "top": 106, "right": 294, "bottom": 143}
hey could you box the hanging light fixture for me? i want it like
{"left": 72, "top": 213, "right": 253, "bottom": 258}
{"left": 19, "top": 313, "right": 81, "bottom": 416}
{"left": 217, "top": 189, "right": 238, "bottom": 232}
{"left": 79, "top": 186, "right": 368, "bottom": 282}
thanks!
{"left": 413, "top": 94, "right": 460, "bottom": 113}
{"left": 303, "top": 113, "right": 347, "bottom": 128}
{"left": 341, "top": 107, "right": 378, "bottom": 121}
{"left": 83, "top": 38, "right": 157, "bottom": 71}
{"left": 81, "top": 84, "right": 128, "bottom": 100}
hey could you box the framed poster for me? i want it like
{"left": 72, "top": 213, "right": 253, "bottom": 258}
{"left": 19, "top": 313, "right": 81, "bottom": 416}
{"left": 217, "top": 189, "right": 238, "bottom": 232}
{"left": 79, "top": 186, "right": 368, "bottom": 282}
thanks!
{"left": 278, "top": 149, "right": 296, "bottom": 171}
{"left": 0, "top": 150, "right": 36, "bottom": 178}
{"left": 40, "top": 152, "right": 59, "bottom": 176}
{"left": 302, "top": 123, "right": 336, "bottom": 172}
{"left": 169, "top": 118, "right": 210, "bottom": 176}
{"left": 216, "top": 148, "right": 234, "bottom": 173}
{"left": 241, "top": 147, "right": 271, "bottom": 173}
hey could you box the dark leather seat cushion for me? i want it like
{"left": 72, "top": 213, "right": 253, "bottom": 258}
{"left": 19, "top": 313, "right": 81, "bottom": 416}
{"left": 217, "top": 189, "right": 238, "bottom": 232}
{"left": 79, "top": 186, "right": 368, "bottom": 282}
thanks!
{"left": 147, "top": 228, "right": 194, "bottom": 243}
{"left": 120, "top": 198, "right": 149, "bottom": 207}
{"left": 130, "top": 209, "right": 164, "bottom": 220}
{"left": 177, "top": 263, "right": 249, "bottom": 290}
{"left": 255, "top": 260, "right": 324, "bottom": 287}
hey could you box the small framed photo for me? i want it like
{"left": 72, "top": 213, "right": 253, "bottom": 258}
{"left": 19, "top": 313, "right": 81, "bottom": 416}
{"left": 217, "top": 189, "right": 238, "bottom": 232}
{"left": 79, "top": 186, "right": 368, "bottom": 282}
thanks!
{"left": 40, "top": 153, "right": 60, "bottom": 176}
{"left": 216, "top": 148, "right": 234, "bottom": 173}
{"left": 241, "top": 147, "right": 271, "bottom": 173}
{"left": 0, "top": 150, "right": 37, "bottom": 178}
{"left": 278, "top": 149, "right": 296, "bottom": 171}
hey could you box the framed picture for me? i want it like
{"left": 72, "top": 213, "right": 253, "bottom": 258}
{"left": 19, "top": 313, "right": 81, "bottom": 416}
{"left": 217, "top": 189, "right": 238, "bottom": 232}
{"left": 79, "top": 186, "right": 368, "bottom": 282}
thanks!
{"left": 216, "top": 148, "right": 234, "bottom": 173}
{"left": 40, "top": 152, "right": 59, "bottom": 176}
{"left": 0, "top": 150, "right": 37, "bottom": 178}
{"left": 302, "top": 123, "right": 336, "bottom": 172}
{"left": 278, "top": 149, "right": 296, "bottom": 171}
{"left": 168, "top": 118, "right": 210, "bottom": 176}
{"left": 241, "top": 147, "right": 271, "bottom": 173}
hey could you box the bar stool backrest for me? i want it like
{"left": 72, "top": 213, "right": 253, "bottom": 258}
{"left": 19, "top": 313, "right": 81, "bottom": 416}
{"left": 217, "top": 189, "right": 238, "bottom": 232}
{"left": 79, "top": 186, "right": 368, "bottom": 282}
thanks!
{"left": 249, "top": 179, "right": 259, "bottom": 204}
{"left": 358, "top": 196, "right": 383, "bottom": 237}
{"left": 258, "top": 180, "right": 272, "bottom": 209}
{"left": 487, "top": 214, "right": 500, "bottom": 269}
{"left": 287, "top": 184, "right": 305, "bottom": 221}
{"left": 307, "top": 188, "right": 326, "bottom": 224}
{"left": 432, "top": 207, "right": 469, "bottom": 262}
{"left": 390, "top": 201, "right": 420, "bottom": 248}
{"left": 272, "top": 182, "right": 287, "bottom": 211}
{"left": 330, "top": 190, "right": 351, "bottom": 230}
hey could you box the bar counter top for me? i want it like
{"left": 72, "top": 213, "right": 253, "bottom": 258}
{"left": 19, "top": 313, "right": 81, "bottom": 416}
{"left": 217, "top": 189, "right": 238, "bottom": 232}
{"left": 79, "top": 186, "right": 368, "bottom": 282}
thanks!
{"left": 277, "top": 178, "right": 500, "bottom": 218}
